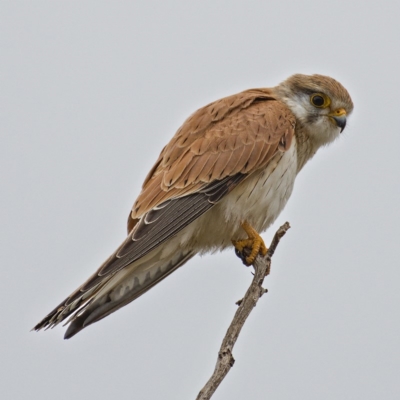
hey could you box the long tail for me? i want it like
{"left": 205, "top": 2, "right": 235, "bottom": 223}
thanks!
{"left": 33, "top": 249, "right": 194, "bottom": 339}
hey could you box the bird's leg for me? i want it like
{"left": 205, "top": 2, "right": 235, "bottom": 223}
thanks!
{"left": 231, "top": 220, "right": 268, "bottom": 266}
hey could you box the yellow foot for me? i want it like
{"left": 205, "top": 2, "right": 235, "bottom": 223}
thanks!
{"left": 231, "top": 221, "right": 268, "bottom": 266}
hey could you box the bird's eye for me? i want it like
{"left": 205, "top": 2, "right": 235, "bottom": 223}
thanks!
{"left": 310, "top": 93, "right": 330, "bottom": 108}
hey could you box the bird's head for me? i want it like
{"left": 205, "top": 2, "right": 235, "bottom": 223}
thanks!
{"left": 275, "top": 74, "right": 354, "bottom": 148}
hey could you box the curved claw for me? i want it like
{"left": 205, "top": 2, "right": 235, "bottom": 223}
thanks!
{"left": 232, "top": 221, "right": 268, "bottom": 265}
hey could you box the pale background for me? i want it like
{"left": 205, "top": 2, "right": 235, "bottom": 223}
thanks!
{"left": 1, "top": 1, "right": 399, "bottom": 399}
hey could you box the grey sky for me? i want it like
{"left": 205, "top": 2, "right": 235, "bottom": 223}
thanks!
{"left": 1, "top": 1, "right": 399, "bottom": 399}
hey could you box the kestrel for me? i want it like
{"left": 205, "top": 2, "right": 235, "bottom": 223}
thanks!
{"left": 33, "top": 74, "right": 353, "bottom": 339}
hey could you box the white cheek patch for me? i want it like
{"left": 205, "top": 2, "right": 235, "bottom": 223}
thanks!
{"left": 282, "top": 96, "right": 309, "bottom": 122}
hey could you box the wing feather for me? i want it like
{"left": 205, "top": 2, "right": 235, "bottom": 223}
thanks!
{"left": 131, "top": 90, "right": 295, "bottom": 219}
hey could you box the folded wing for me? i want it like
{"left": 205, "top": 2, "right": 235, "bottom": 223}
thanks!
{"left": 33, "top": 88, "right": 296, "bottom": 333}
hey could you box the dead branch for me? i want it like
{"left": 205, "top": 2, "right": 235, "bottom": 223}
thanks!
{"left": 196, "top": 222, "right": 291, "bottom": 400}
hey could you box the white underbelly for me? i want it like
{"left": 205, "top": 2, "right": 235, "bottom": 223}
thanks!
{"left": 164, "top": 138, "right": 298, "bottom": 255}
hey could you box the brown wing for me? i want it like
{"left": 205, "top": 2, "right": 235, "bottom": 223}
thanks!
{"left": 130, "top": 88, "right": 295, "bottom": 221}
{"left": 33, "top": 88, "right": 296, "bottom": 331}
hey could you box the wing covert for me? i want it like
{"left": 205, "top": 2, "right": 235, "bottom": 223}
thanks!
{"left": 130, "top": 89, "right": 296, "bottom": 220}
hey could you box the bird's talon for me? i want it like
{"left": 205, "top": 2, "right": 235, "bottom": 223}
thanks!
{"left": 232, "top": 221, "right": 268, "bottom": 266}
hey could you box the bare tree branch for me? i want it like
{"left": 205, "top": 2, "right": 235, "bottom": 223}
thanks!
{"left": 196, "top": 222, "right": 291, "bottom": 400}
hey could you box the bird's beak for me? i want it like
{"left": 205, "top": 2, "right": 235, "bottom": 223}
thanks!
{"left": 328, "top": 108, "right": 347, "bottom": 132}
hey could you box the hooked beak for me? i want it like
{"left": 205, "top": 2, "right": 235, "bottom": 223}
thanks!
{"left": 328, "top": 108, "right": 347, "bottom": 132}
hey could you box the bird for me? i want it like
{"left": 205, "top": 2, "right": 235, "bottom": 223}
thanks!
{"left": 33, "top": 73, "right": 353, "bottom": 339}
